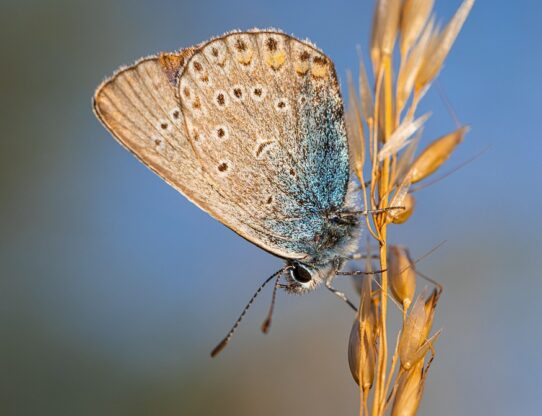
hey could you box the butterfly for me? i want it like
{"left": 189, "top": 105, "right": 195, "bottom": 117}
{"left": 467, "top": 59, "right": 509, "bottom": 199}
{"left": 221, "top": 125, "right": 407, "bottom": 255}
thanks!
{"left": 93, "top": 29, "right": 364, "bottom": 353}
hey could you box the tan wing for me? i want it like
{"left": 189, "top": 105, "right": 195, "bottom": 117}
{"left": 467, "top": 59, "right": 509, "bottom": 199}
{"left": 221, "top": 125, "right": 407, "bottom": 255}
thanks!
{"left": 93, "top": 47, "right": 307, "bottom": 259}
{"left": 177, "top": 31, "right": 350, "bottom": 259}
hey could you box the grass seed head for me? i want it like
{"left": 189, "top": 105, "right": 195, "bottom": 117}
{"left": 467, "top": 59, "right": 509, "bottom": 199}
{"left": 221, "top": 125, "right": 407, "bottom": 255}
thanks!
{"left": 422, "top": 287, "right": 441, "bottom": 340}
{"left": 396, "top": 17, "right": 435, "bottom": 113}
{"left": 371, "top": 0, "right": 402, "bottom": 70}
{"left": 398, "top": 291, "right": 442, "bottom": 370}
{"left": 391, "top": 193, "right": 416, "bottom": 224}
{"left": 348, "top": 276, "right": 378, "bottom": 389}
{"left": 407, "top": 126, "right": 469, "bottom": 183}
{"left": 400, "top": 0, "right": 434, "bottom": 57}
{"left": 389, "top": 246, "right": 416, "bottom": 308}
{"left": 346, "top": 0, "right": 472, "bottom": 410}
{"left": 415, "top": 0, "right": 474, "bottom": 92}
{"left": 378, "top": 113, "right": 431, "bottom": 161}
{"left": 348, "top": 317, "right": 377, "bottom": 389}
{"left": 391, "top": 361, "right": 425, "bottom": 416}
{"left": 358, "top": 52, "right": 374, "bottom": 122}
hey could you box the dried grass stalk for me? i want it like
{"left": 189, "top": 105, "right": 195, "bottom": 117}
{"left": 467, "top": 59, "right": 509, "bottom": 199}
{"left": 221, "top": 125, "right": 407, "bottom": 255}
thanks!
{"left": 345, "top": 1, "right": 473, "bottom": 414}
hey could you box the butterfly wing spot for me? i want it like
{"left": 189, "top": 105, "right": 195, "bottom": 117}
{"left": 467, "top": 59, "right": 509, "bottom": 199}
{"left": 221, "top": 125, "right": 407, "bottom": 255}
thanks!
{"left": 289, "top": 168, "right": 296, "bottom": 177}
{"left": 203, "top": 41, "right": 228, "bottom": 67}
{"left": 179, "top": 78, "right": 207, "bottom": 115}
{"left": 265, "top": 50, "right": 286, "bottom": 70}
{"left": 274, "top": 98, "right": 290, "bottom": 113}
{"left": 266, "top": 196, "right": 273, "bottom": 204}
{"left": 231, "top": 85, "right": 245, "bottom": 102}
{"left": 193, "top": 61, "right": 203, "bottom": 72}
{"left": 311, "top": 56, "right": 329, "bottom": 78}
{"left": 191, "top": 129, "right": 206, "bottom": 145}
{"left": 170, "top": 108, "right": 180, "bottom": 119}
{"left": 262, "top": 36, "right": 286, "bottom": 70}
{"left": 295, "top": 62, "right": 309, "bottom": 76}
{"left": 151, "top": 137, "right": 166, "bottom": 153}
{"left": 190, "top": 60, "right": 212, "bottom": 86}
{"left": 292, "top": 47, "right": 311, "bottom": 75}
{"left": 265, "top": 37, "right": 278, "bottom": 51}
{"left": 235, "top": 38, "right": 247, "bottom": 51}
{"left": 194, "top": 63, "right": 212, "bottom": 86}
{"left": 226, "top": 35, "right": 254, "bottom": 68}
{"left": 214, "top": 125, "right": 229, "bottom": 140}
{"left": 214, "top": 90, "right": 229, "bottom": 108}
{"left": 159, "top": 121, "right": 169, "bottom": 130}
{"left": 217, "top": 160, "right": 233, "bottom": 176}
{"left": 251, "top": 85, "right": 267, "bottom": 102}
{"left": 237, "top": 51, "right": 254, "bottom": 68}
{"left": 254, "top": 140, "right": 276, "bottom": 159}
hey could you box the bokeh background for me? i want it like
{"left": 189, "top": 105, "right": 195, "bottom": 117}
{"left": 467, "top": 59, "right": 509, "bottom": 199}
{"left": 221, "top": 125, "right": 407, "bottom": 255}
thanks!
{"left": 2, "top": 0, "right": 541, "bottom": 415}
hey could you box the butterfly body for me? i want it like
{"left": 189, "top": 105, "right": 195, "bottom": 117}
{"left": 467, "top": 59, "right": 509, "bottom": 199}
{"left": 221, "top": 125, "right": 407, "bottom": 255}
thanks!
{"left": 94, "top": 29, "right": 360, "bottom": 293}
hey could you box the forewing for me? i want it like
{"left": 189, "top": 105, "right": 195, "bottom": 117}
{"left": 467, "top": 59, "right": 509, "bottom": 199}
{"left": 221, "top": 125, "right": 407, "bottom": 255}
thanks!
{"left": 178, "top": 31, "right": 350, "bottom": 257}
{"left": 93, "top": 49, "right": 305, "bottom": 259}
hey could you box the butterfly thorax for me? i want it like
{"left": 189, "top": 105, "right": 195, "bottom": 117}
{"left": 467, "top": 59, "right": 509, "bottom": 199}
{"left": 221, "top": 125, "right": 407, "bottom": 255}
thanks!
{"left": 280, "top": 189, "right": 361, "bottom": 294}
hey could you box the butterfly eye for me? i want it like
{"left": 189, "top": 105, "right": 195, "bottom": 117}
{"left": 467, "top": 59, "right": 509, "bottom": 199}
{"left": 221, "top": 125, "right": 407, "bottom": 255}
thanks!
{"left": 290, "top": 263, "right": 312, "bottom": 284}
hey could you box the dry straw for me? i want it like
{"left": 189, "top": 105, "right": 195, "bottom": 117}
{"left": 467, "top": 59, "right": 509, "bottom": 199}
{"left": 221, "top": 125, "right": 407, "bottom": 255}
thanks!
{"left": 345, "top": 0, "right": 473, "bottom": 414}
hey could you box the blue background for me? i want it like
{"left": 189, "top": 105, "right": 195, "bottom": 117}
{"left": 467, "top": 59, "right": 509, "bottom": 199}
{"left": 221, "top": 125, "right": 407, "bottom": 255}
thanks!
{"left": 2, "top": 0, "right": 541, "bottom": 414}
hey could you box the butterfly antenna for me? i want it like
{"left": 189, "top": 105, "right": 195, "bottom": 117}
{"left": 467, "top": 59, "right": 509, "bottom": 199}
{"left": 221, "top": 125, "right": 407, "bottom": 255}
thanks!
{"left": 210, "top": 267, "right": 286, "bottom": 357}
{"left": 261, "top": 273, "right": 282, "bottom": 334}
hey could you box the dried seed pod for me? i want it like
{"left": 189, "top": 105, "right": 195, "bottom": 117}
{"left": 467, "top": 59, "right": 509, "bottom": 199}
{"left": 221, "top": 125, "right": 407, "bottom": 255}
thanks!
{"left": 348, "top": 275, "right": 378, "bottom": 388}
{"left": 391, "top": 361, "right": 425, "bottom": 416}
{"left": 358, "top": 54, "right": 374, "bottom": 121}
{"left": 422, "top": 287, "right": 441, "bottom": 340}
{"left": 348, "top": 318, "right": 376, "bottom": 389}
{"left": 400, "top": 0, "right": 434, "bottom": 57}
{"left": 345, "top": 72, "right": 365, "bottom": 183}
{"left": 407, "top": 126, "right": 469, "bottom": 183}
{"left": 348, "top": 319, "right": 362, "bottom": 385}
{"left": 398, "top": 292, "right": 442, "bottom": 370}
{"left": 415, "top": 0, "right": 474, "bottom": 91}
{"left": 371, "top": 0, "right": 402, "bottom": 70}
{"left": 378, "top": 113, "right": 430, "bottom": 161}
{"left": 396, "top": 17, "right": 435, "bottom": 113}
{"left": 391, "top": 192, "right": 416, "bottom": 224}
{"left": 389, "top": 246, "right": 416, "bottom": 309}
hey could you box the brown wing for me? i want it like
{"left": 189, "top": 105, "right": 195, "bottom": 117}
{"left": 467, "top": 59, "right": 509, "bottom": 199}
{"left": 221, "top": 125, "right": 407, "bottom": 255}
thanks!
{"left": 177, "top": 31, "right": 349, "bottom": 259}
{"left": 93, "top": 46, "right": 308, "bottom": 259}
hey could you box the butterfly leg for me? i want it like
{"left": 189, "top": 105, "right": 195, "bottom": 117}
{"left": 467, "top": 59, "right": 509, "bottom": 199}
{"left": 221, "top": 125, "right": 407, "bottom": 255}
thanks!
{"left": 325, "top": 280, "right": 357, "bottom": 312}
{"left": 335, "top": 206, "right": 405, "bottom": 218}
{"left": 347, "top": 253, "right": 380, "bottom": 261}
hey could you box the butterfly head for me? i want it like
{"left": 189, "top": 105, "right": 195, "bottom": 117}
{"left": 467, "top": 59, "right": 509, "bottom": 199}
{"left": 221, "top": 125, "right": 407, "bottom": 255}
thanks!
{"left": 283, "top": 260, "right": 337, "bottom": 294}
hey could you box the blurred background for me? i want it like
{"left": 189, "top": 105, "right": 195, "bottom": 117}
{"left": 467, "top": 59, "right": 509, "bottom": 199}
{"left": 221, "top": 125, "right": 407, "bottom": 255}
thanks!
{"left": 2, "top": 0, "right": 541, "bottom": 415}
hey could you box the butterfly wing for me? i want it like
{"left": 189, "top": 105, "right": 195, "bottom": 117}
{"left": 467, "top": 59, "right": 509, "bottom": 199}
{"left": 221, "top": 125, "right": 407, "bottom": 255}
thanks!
{"left": 93, "top": 46, "right": 309, "bottom": 259}
{"left": 178, "top": 31, "right": 350, "bottom": 259}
